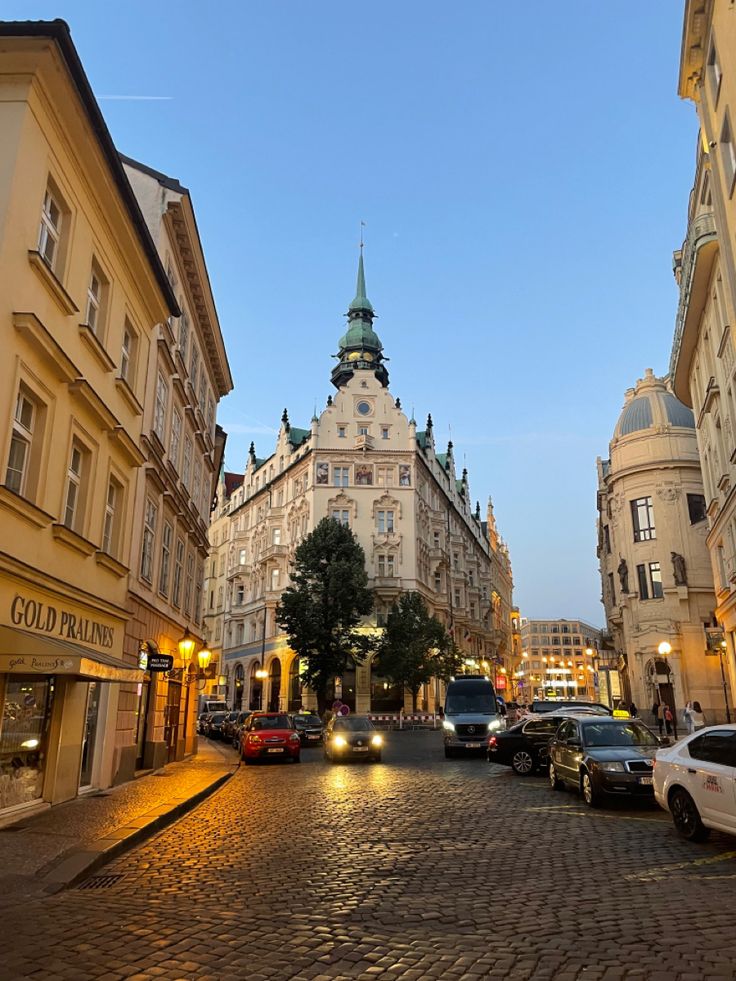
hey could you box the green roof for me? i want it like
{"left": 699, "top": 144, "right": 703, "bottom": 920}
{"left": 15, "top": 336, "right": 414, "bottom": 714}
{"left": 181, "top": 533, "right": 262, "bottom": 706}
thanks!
{"left": 436, "top": 453, "right": 449, "bottom": 469}
{"left": 416, "top": 431, "right": 428, "bottom": 450}
{"left": 288, "top": 427, "right": 310, "bottom": 448}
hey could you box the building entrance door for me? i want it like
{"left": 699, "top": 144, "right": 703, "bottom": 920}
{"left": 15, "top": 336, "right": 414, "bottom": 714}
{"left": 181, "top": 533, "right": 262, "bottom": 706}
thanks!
{"left": 164, "top": 682, "right": 182, "bottom": 763}
{"left": 134, "top": 681, "right": 150, "bottom": 770}
{"left": 79, "top": 681, "right": 101, "bottom": 789}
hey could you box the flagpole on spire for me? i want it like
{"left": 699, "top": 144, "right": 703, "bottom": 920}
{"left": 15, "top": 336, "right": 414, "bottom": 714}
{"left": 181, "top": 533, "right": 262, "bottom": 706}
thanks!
{"left": 360, "top": 220, "right": 366, "bottom": 251}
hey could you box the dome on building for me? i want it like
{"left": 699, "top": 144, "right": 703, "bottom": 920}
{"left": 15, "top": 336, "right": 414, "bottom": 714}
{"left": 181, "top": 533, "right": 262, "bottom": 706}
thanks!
{"left": 613, "top": 369, "right": 695, "bottom": 439}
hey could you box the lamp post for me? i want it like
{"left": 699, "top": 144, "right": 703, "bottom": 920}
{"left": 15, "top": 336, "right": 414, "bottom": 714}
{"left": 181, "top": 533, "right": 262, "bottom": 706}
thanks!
{"left": 719, "top": 640, "right": 732, "bottom": 723}
{"left": 657, "top": 641, "right": 675, "bottom": 738}
{"left": 177, "top": 628, "right": 213, "bottom": 756}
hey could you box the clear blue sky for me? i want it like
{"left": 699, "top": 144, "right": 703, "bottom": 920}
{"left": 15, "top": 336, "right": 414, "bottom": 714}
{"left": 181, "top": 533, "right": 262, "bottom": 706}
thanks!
{"left": 10, "top": 2, "right": 698, "bottom": 626}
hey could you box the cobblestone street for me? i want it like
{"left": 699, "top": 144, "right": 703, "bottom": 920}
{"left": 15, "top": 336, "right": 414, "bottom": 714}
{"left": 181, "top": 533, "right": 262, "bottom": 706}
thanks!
{"left": 2, "top": 731, "right": 736, "bottom": 981}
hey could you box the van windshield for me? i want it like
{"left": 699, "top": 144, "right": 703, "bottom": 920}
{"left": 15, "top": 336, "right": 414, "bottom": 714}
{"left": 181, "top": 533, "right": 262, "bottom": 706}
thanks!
{"left": 445, "top": 681, "right": 497, "bottom": 715}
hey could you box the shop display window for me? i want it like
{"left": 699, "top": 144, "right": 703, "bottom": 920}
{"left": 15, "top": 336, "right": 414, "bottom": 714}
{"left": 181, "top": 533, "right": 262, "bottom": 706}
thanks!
{"left": 0, "top": 678, "right": 53, "bottom": 811}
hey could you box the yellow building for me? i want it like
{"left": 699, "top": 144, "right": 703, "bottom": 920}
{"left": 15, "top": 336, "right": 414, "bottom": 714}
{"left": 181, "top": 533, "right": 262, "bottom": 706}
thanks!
{"left": 0, "top": 22, "right": 177, "bottom": 817}
{"left": 669, "top": 0, "right": 736, "bottom": 711}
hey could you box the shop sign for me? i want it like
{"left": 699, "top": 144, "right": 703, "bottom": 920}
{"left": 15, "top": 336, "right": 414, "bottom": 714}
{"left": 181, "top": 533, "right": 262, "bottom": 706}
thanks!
{"left": 9, "top": 594, "right": 114, "bottom": 649}
{"left": 138, "top": 650, "right": 174, "bottom": 672}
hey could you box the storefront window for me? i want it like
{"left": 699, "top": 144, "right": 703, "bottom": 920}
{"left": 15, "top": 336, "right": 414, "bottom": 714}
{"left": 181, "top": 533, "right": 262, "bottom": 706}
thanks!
{"left": 0, "top": 677, "right": 53, "bottom": 811}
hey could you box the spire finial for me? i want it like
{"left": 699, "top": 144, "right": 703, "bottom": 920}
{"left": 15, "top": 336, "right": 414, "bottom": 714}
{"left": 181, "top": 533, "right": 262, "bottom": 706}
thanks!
{"left": 360, "top": 220, "right": 365, "bottom": 251}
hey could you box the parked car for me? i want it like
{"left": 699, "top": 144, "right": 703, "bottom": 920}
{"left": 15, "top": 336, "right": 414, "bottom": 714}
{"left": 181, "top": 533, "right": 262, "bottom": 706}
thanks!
{"left": 654, "top": 725, "right": 736, "bottom": 841}
{"left": 290, "top": 711, "right": 324, "bottom": 746}
{"left": 532, "top": 699, "right": 612, "bottom": 715}
{"left": 548, "top": 716, "right": 660, "bottom": 807}
{"left": 197, "top": 712, "right": 212, "bottom": 735}
{"left": 241, "top": 712, "right": 301, "bottom": 764}
{"left": 205, "top": 711, "right": 229, "bottom": 740}
{"left": 231, "top": 711, "right": 252, "bottom": 749}
{"left": 220, "top": 711, "right": 241, "bottom": 743}
{"left": 488, "top": 714, "right": 570, "bottom": 774}
{"left": 324, "top": 716, "right": 382, "bottom": 762}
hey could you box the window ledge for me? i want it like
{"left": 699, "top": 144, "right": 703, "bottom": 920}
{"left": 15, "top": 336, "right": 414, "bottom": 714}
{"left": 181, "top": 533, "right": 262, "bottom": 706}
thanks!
{"left": 51, "top": 523, "right": 97, "bottom": 556}
{"left": 109, "top": 426, "right": 146, "bottom": 468}
{"left": 28, "top": 251, "right": 79, "bottom": 315}
{"left": 0, "top": 486, "right": 54, "bottom": 528}
{"left": 79, "top": 323, "right": 116, "bottom": 373}
{"left": 115, "top": 376, "right": 143, "bottom": 416}
{"left": 95, "top": 550, "right": 129, "bottom": 578}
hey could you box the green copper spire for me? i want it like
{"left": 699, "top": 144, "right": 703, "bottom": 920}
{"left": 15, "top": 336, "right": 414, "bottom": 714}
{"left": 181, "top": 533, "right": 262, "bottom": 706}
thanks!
{"left": 331, "top": 249, "right": 389, "bottom": 390}
{"left": 348, "top": 251, "right": 374, "bottom": 313}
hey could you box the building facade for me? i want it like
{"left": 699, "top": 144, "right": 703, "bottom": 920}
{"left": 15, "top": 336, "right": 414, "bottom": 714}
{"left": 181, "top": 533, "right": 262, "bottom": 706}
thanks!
{"left": 519, "top": 619, "right": 602, "bottom": 704}
{"left": 117, "top": 158, "right": 232, "bottom": 776}
{"left": 597, "top": 370, "right": 728, "bottom": 720}
{"left": 669, "top": 0, "right": 736, "bottom": 711}
{"left": 0, "top": 22, "right": 178, "bottom": 818}
{"left": 218, "top": 255, "right": 513, "bottom": 714}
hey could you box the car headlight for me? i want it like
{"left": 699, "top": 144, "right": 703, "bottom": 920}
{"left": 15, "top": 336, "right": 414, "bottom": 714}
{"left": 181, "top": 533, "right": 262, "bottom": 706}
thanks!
{"left": 333, "top": 735, "right": 347, "bottom": 748}
{"left": 488, "top": 719, "right": 503, "bottom": 731}
{"left": 598, "top": 761, "right": 625, "bottom": 772}
{"left": 442, "top": 720, "right": 455, "bottom": 731}
{"left": 371, "top": 735, "right": 382, "bottom": 747}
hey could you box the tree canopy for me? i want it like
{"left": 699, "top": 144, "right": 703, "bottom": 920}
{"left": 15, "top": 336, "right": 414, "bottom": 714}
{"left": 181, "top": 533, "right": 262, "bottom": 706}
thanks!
{"left": 374, "top": 592, "right": 460, "bottom": 711}
{"left": 276, "top": 517, "right": 374, "bottom": 712}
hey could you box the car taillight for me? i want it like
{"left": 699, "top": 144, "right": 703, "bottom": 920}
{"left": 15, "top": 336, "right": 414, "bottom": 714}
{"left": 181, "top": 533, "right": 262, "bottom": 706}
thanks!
{"left": 488, "top": 736, "right": 498, "bottom": 748}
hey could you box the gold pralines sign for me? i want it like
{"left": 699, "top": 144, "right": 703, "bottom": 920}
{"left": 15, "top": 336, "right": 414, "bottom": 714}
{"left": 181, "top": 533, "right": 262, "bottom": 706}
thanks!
{"left": 10, "top": 594, "right": 115, "bottom": 649}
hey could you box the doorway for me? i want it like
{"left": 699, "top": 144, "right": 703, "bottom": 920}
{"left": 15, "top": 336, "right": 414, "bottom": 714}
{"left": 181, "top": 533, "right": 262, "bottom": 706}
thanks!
{"left": 134, "top": 681, "right": 150, "bottom": 770}
{"left": 268, "top": 659, "right": 281, "bottom": 712}
{"left": 79, "top": 681, "right": 101, "bottom": 789}
{"left": 164, "top": 682, "right": 182, "bottom": 763}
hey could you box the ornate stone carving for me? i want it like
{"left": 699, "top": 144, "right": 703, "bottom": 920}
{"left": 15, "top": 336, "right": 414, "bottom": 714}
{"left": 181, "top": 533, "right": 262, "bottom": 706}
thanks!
{"left": 655, "top": 482, "right": 681, "bottom": 503}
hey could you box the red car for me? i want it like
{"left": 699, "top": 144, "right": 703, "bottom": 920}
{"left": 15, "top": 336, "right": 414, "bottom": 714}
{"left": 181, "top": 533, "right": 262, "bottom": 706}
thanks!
{"left": 240, "top": 712, "right": 301, "bottom": 764}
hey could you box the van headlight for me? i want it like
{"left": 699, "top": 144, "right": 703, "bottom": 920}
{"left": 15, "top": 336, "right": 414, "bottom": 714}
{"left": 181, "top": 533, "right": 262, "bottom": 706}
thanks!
{"left": 333, "top": 735, "right": 347, "bottom": 748}
{"left": 442, "top": 720, "right": 455, "bottom": 731}
{"left": 371, "top": 735, "right": 382, "bottom": 747}
{"left": 488, "top": 719, "right": 504, "bottom": 731}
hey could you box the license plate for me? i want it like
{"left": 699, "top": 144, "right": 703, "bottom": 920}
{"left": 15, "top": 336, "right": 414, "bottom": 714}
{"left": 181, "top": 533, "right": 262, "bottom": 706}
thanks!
{"left": 307, "top": 735, "right": 319, "bottom": 740}
{"left": 267, "top": 748, "right": 284, "bottom": 754}
{"left": 353, "top": 746, "right": 369, "bottom": 752}
{"left": 465, "top": 742, "right": 481, "bottom": 749}
{"left": 638, "top": 776, "right": 653, "bottom": 785}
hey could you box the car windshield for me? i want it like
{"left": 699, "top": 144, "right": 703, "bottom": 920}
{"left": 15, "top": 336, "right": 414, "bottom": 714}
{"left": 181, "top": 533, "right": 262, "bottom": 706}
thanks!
{"left": 252, "top": 715, "right": 291, "bottom": 730}
{"left": 293, "top": 715, "right": 321, "bottom": 727}
{"left": 583, "top": 722, "right": 658, "bottom": 747}
{"left": 446, "top": 681, "right": 497, "bottom": 715}
{"left": 334, "top": 718, "right": 372, "bottom": 731}
{"left": 210, "top": 713, "right": 227, "bottom": 722}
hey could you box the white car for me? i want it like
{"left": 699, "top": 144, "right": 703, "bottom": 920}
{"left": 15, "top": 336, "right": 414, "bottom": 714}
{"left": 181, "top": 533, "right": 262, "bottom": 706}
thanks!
{"left": 653, "top": 725, "right": 736, "bottom": 841}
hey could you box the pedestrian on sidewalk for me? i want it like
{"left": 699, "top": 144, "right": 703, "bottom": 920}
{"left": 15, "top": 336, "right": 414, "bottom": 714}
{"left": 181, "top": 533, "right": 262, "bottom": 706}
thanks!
{"left": 629, "top": 701, "right": 638, "bottom": 718}
{"left": 654, "top": 700, "right": 665, "bottom": 736}
{"left": 690, "top": 701, "right": 707, "bottom": 731}
{"left": 664, "top": 704, "right": 674, "bottom": 736}
{"left": 683, "top": 701, "right": 695, "bottom": 734}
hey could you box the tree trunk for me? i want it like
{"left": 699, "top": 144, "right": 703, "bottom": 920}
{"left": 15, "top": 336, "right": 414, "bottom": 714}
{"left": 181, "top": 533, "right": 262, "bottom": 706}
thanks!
{"left": 412, "top": 689, "right": 419, "bottom": 713}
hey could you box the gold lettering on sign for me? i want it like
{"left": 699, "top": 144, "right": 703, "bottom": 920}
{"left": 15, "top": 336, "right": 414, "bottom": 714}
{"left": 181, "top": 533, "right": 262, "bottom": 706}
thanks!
{"left": 9, "top": 594, "right": 114, "bottom": 649}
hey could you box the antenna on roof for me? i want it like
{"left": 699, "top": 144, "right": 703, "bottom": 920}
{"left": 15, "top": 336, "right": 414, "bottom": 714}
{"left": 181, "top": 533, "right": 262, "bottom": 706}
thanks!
{"left": 359, "top": 220, "right": 366, "bottom": 251}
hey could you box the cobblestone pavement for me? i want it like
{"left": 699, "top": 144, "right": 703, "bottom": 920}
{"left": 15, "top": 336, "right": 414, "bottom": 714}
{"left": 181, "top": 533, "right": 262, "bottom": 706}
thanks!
{"left": 1, "top": 731, "right": 736, "bottom": 981}
{"left": 0, "top": 740, "right": 233, "bottom": 892}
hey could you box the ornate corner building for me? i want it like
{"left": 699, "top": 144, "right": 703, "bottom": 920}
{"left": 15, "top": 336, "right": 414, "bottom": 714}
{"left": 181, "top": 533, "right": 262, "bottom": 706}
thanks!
{"left": 212, "top": 255, "right": 514, "bottom": 713}
{"left": 597, "top": 370, "right": 728, "bottom": 719}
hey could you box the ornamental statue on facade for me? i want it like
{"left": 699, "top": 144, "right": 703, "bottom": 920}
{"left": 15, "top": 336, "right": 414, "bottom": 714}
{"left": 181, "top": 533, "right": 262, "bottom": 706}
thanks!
{"left": 618, "top": 557, "right": 629, "bottom": 594}
{"left": 671, "top": 551, "right": 687, "bottom": 586}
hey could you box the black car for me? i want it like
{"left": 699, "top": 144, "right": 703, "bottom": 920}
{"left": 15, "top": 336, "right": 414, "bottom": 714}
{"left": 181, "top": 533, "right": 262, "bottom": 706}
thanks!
{"left": 548, "top": 716, "right": 660, "bottom": 807}
{"left": 231, "top": 711, "right": 252, "bottom": 749}
{"left": 290, "top": 711, "right": 324, "bottom": 746}
{"left": 488, "top": 714, "right": 569, "bottom": 774}
{"left": 220, "top": 711, "right": 241, "bottom": 743}
{"left": 324, "top": 716, "right": 383, "bottom": 762}
{"left": 205, "top": 711, "right": 229, "bottom": 740}
{"left": 532, "top": 699, "right": 612, "bottom": 715}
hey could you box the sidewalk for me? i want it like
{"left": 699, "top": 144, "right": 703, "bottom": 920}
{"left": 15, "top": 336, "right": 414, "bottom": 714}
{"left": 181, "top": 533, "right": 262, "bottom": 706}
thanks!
{"left": 0, "top": 739, "right": 238, "bottom": 903}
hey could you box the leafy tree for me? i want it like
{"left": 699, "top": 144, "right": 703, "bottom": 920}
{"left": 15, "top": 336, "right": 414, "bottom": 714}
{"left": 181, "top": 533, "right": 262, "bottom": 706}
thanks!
{"left": 276, "top": 517, "right": 374, "bottom": 713}
{"left": 374, "top": 592, "right": 460, "bottom": 712}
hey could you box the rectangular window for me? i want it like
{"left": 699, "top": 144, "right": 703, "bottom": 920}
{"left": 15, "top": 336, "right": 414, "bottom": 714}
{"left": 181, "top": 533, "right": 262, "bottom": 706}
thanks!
{"left": 272, "top": 528, "right": 281, "bottom": 545}
{"left": 198, "top": 374, "right": 207, "bottom": 417}
{"left": 85, "top": 261, "right": 107, "bottom": 335}
{"left": 184, "top": 551, "right": 194, "bottom": 616}
{"left": 377, "top": 510, "right": 394, "bottom": 533}
{"left": 338, "top": 426, "right": 346, "bottom": 438}
{"left": 182, "top": 435, "right": 192, "bottom": 489}
{"left": 179, "top": 310, "right": 190, "bottom": 363}
{"left": 381, "top": 427, "right": 389, "bottom": 439}
{"left": 102, "top": 477, "right": 121, "bottom": 556}
{"left": 377, "top": 466, "right": 395, "bottom": 487}
{"left": 331, "top": 509, "right": 349, "bottom": 526}
{"left": 170, "top": 408, "right": 182, "bottom": 470}
{"left": 190, "top": 344, "right": 200, "bottom": 394}
{"left": 434, "top": 572, "right": 442, "bottom": 591}
{"left": 64, "top": 441, "right": 87, "bottom": 532}
{"left": 159, "top": 520, "right": 173, "bottom": 597}
{"left": 38, "top": 186, "right": 62, "bottom": 270}
{"left": 120, "top": 320, "right": 138, "bottom": 385}
{"left": 192, "top": 460, "right": 202, "bottom": 512}
{"left": 172, "top": 539, "right": 184, "bottom": 606}
{"left": 140, "top": 498, "right": 158, "bottom": 583}
{"left": 271, "top": 568, "right": 280, "bottom": 591}
{"left": 206, "top": 396, "right": 214, "bottom": 436}
{"left": 154, "top": 371, "right": 168, "bottom": 440}
{"left": 631, "top": 497, "right": 656, "bottom": 542}
{"left": 333, "top": 466, "right": 349, "bottom": 487}
{"left": 236, "top": 583, "right": 244, "bottom": 605}
{"left": 687, "top": 493, "right": 707, "bottom": 524}
{"left": 708, "top": 40, "right": 722, "bottom": 99}
{"left": 721, "top": 111, "right": 736, "bottom": 192}
{"left": 358, "top": 426, "right": 369, "bottom": 436}
{"left": 603, "top": 525, "right": 611, "bottom": 554}
{"left": 238, "top": 548, "right": 246, "bottom": 566}
{"left": 608, "top": 572, "right": 615, "bottom": 604}
{"left": 649, "top": 562, "right": 663, "bottom": 599}
{"left": 6, "top": 390, "right": 35, "bottom": 496}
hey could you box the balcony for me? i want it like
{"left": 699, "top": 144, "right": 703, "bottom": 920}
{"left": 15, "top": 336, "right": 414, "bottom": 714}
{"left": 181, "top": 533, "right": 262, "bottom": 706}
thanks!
{"left": 260, "top": 542, "right": 288, "bottom": 561}
{"left": 670, "top": 209, "right": 718, "bottom": 401}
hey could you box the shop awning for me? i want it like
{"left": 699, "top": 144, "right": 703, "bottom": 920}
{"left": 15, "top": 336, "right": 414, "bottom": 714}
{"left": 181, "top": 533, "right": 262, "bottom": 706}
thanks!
{"left": 0, "top": 626, "right": 145, "bottom": 682}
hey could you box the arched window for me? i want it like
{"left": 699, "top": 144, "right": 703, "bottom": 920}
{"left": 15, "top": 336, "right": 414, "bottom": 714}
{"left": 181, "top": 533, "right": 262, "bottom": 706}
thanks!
{"left": 288, "top": 657, "right": 302, "bottom": 712}
{"left": 268, "top": 658, "right": 282, "bottom": 712}
{"left": 233, "top": 663, "right": 245, "bottom": 710}
{"left": 249, "top": 661, "right": 263, "bottom": 710}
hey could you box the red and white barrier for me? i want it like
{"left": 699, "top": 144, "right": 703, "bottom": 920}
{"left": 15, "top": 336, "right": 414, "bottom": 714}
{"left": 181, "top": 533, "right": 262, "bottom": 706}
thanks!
{"left": 368, "top": 713, "right": 439, "bottom": 729}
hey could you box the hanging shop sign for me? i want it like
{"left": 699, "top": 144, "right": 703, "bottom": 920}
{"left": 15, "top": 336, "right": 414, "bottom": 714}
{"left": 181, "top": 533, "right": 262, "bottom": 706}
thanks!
{"left": 138, "top": 642, "right": 174, "bottom": 673}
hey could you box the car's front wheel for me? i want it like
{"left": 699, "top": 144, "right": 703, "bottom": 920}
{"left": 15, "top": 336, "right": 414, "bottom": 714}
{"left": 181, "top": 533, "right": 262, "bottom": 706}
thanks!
{"left": 670, "top": 788, "right": 710, "bottom": 842}
{"left": 511, "top": 749, "right": 535, "bottom": 776}
{"left": 581, "top": 769, "right": 601, "bottom": 808}
{"left": 549, "top": 762, "right": 564, "bottom": 791}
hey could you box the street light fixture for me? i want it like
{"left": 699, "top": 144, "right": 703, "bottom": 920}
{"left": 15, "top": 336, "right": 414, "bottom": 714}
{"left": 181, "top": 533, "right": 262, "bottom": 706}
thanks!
{"left": 719, "top": 640, "right": 732, "bottom": 723}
